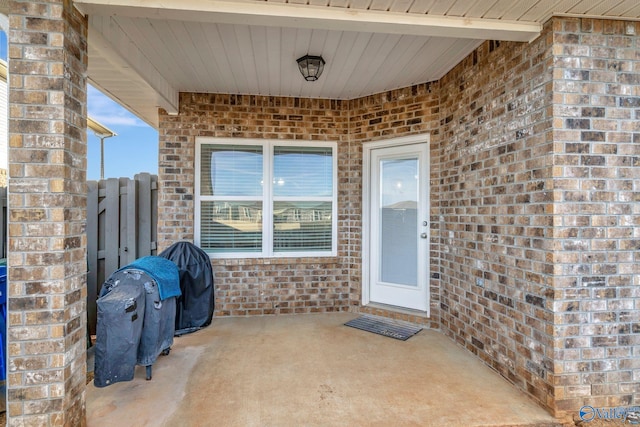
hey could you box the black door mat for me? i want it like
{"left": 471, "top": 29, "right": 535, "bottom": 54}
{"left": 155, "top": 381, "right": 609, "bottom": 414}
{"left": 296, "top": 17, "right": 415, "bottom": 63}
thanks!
{"left": 344, "top": 315, "right": 423, "bottom": 341}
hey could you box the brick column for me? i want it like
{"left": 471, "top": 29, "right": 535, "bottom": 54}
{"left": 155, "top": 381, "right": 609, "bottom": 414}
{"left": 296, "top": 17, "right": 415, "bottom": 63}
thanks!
{"left": 551, "top": 17, "right": 640, "bottom": 415}
{"left": 7, "top": 1, "right": 88, "bottom": 425}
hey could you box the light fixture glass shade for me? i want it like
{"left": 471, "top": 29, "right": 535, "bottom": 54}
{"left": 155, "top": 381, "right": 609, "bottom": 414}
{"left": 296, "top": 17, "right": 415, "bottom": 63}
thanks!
{"left": 296, "top": 55, "right": 325, "bottom": 81}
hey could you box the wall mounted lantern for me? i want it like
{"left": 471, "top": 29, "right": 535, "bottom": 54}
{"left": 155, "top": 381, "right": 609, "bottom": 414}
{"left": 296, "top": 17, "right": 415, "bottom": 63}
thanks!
{"left": 296, "top": 55, "right": 325, "bottom": 81}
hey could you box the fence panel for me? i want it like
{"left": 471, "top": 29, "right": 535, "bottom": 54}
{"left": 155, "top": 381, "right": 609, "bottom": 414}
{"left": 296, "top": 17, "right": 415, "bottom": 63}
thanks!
{"left": 87, "top": 181, "right": 99, "bottom": 335}
{"left": 86, "top": 173, "right": 158, "bottom": 335}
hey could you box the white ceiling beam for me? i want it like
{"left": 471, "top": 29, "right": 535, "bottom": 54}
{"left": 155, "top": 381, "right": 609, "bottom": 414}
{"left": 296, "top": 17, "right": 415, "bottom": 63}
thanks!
{"left": 74, "top": 0, "right": 542, "bottom": 42}
{"left": 87, "top": 14, "right": 179, "bottom": 116}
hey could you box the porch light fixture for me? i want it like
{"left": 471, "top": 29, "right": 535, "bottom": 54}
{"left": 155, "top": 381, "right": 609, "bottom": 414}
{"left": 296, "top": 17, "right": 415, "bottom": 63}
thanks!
{"left": 296, "top": 54, "right": 325, "bottom": 81}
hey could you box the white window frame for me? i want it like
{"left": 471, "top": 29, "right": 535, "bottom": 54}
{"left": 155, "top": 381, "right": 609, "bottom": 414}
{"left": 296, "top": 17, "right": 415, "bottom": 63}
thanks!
{"left": 195, "top": 137, "right": 338, "bottom": 259}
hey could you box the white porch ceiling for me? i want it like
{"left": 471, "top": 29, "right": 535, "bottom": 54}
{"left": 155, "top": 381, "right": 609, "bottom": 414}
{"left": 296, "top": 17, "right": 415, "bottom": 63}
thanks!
{"left": 74, "top": 0, "right": 640, "bottom": 128}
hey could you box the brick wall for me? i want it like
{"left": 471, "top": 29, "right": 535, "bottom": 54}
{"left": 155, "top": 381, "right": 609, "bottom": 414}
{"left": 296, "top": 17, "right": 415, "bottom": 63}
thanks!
{"left": 551, "top": 17, "right": 640, "bottom": 413}
{"left": 157, "top": 91, "right": 444, "bottom": 324}
{"left": 435, "top": 27, "right": 558, "bottom": 412}
{"left": 8, "top": 1, "right": 88, "bottom": 425}
{"left": 158, "top": 94, "right": 352, "bottom": 315}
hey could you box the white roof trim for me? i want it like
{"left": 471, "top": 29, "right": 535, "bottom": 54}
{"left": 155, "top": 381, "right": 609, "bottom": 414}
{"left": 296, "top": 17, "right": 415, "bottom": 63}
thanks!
{"left": 74, "top": 0, "right": 542, "bottom": 42}
{"left": 88, "top": 14, "right": 179, "bottom": 116}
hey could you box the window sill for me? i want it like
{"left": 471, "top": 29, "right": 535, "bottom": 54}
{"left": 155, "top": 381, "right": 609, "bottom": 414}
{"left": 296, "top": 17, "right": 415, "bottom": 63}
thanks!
{"left": 209, "top": 256, "right": 340, "bottom": 266}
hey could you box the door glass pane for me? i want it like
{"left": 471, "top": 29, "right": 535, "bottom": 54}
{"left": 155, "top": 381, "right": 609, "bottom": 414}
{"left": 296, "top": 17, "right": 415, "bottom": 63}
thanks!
{"left": 380, "top": 158, "right": 418, "bottom": 286}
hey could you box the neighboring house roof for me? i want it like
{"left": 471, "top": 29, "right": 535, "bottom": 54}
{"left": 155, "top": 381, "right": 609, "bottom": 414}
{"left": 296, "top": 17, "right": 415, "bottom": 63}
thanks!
{"left": 87, "top": 116, "right": 116, "bottom": 138}
{"left": 87, "top": 115, "right": 116, "bottom": 180}
{"left": 69, "top": 1, "right": 640, "bottom": 128}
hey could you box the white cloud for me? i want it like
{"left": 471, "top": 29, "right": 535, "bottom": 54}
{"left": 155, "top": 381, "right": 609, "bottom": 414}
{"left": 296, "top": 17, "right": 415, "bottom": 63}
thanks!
{"left": 88, "top": 85, "right": 149, "bottom": 128}
{"left": 89, "top": 113, "right": 144, "bottom": 128}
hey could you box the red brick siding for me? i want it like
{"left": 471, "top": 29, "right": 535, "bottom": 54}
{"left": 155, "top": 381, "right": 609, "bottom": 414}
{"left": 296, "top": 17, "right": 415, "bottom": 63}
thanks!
{"left": 435, "top": 26, "right": 557, "bottom": 412}
{"left": 8, "top": 1, "right": 88, "bottom": 425}
{"left": 158, "top": 94, "right": 352, "bottom": 316}
{"left": 551, "top": 17, "right": 640, "bottom": 413}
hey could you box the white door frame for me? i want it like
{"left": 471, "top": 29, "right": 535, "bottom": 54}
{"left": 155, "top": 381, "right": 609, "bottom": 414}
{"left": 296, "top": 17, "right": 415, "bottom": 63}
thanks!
{"left": 362, "top": 134, "right": 430, "bottom": 313}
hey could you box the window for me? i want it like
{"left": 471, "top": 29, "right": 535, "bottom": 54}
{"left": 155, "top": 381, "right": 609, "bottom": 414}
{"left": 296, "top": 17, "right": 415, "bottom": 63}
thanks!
{"left": 196, "top": 138, "right": 337, "bottom": 258}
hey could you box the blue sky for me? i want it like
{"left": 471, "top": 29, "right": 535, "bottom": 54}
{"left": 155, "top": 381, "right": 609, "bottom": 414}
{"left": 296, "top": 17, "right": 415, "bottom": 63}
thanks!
{"left": 86, "top": 87, "right": 159, "bottom": 180}
{"left": 0, "top": 31, "right": 158, "bottom": 181}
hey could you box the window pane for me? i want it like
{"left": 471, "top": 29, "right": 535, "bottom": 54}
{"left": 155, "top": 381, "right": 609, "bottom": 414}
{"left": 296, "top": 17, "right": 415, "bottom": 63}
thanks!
{"left": 273, "top": 146, "right": 332, "bottom": 197}
{"left": 201, "top": 144, "right": 263, "bottom": 196}
{"left": 273, "top": 202, "right": 332, "bottom": 252}
{"left": 201, "top": 201, "right": 262, "bottom": 253}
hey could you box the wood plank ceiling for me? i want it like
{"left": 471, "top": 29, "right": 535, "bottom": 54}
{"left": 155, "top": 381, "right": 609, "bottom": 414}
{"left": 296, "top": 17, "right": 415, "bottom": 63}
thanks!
{"left": 75, "top": 0, "right": 640, "bottom": 128}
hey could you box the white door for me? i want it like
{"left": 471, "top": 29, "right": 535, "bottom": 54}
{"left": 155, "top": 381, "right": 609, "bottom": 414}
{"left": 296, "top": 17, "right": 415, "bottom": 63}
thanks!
{"left": 366, "top": 140, "right": 429, "bottom": 312}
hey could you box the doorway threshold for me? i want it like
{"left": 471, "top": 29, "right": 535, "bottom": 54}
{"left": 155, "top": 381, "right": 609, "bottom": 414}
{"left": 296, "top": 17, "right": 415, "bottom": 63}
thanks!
{"left": 360, "top": 303, "right": 434, "bottom": 328}
{"left": 364, "top": 302, "right": 429, "bottom": 317}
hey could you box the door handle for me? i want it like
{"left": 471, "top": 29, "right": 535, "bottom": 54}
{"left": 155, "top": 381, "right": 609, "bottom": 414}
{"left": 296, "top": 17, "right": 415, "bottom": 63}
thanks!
{"left": 420, "top": 233, "right": 428, "bottom": 239}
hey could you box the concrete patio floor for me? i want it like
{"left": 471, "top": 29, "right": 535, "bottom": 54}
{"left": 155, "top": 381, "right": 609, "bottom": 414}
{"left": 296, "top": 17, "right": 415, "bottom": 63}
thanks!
{"left": 86, "top": 313, "right": 564, "bottom": 427}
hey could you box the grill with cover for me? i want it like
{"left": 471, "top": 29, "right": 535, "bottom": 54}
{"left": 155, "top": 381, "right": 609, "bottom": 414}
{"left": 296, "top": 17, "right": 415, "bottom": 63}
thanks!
{"left": 159, "top": 241, "right": 215, "bottom": 336}
{"left": 94, "top": 256, "right": 181, "bottom": 387}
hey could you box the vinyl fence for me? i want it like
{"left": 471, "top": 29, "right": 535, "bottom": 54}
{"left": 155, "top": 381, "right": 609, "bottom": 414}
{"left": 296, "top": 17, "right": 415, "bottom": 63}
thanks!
{"left": 87, "top": 173, "right": 158, "bottom": 335}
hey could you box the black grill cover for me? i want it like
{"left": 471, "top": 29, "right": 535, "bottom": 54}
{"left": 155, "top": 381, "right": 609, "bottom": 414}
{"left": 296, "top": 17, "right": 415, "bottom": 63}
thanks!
{"left": 159, "top": 242, "right": 214, "bottom": 335}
